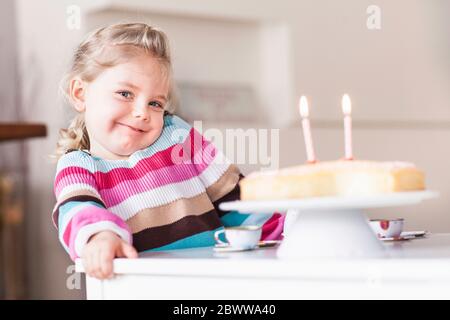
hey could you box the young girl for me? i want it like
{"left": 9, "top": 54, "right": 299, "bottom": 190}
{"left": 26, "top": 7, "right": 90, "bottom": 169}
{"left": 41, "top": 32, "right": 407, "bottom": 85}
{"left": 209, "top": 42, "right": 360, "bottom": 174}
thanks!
{"left": 52, "top": 23, "right": 284, "bottom": 280}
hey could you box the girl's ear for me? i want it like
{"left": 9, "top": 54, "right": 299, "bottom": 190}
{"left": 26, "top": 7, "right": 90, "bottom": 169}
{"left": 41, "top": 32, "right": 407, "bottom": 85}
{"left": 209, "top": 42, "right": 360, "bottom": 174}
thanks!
{"left": 69, "top": 77, "right": 87, "bottom": 112}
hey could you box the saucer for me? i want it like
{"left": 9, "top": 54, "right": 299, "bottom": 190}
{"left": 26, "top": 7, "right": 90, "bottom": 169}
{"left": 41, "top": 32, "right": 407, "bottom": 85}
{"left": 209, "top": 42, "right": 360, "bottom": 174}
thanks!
{"left": 213, "top": 240, "right": 282, "bottom": 252}
{"left": 213, "top": 245, "right": 256, "bottom": 252}
{"left": 379, "top": 231, "right": 428, "bottom": 242}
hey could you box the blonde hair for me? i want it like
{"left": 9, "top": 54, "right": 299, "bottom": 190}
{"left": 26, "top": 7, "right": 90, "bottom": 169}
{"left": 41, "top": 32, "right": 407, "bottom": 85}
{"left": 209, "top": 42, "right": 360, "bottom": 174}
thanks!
{"left": 53, "top": 22, "right": 175, "bottom": 160}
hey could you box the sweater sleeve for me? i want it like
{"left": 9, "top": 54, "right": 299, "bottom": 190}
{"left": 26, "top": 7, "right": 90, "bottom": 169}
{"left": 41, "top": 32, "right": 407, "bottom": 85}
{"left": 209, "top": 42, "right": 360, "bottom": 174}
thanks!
{"left": 52, "top": 151, "right": 132, "bottom": 261}
{"left": 169, "top": 115, "right": 285, "bottom": 240}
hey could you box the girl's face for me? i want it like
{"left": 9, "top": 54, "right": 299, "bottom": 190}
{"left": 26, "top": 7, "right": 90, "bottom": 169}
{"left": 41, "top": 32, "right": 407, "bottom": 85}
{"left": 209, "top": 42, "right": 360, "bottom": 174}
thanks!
{"left": 80, "top": 53, "right": 169, "bottom": 160}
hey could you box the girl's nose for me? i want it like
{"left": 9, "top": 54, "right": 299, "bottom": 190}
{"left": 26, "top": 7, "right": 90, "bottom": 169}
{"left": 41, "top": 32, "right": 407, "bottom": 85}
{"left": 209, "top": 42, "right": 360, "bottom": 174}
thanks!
{"left": 131, "top": 103, "right": 150, "bottom": 121}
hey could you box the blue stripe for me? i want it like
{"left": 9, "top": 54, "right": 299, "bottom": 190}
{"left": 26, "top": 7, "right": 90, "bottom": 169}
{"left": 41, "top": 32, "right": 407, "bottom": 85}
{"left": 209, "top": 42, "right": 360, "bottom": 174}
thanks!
{"left": 220, "top": 211, "right": 251, "bottom": 227}
{"left": 58, "top": 201, "right": 105, "bottom": 230}
{"left": 220, "top": 211, "right": 273, "bottom": 228}
{"left": 142, "top": 228, "right": 221, "bottom": 252}
{"left": 240, "top": 212, "right": 273, "bottom": 226}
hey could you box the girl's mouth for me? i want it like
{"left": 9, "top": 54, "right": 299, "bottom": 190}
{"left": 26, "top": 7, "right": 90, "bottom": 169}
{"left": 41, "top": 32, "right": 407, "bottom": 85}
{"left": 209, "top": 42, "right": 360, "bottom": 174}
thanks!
{"left": 117, "top": 122, "right": 145, "bottom": 133}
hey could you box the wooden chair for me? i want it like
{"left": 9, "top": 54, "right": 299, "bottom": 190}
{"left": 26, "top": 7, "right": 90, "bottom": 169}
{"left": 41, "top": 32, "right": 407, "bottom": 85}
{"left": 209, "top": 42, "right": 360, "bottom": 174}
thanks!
{"left": 0, "top": 123, "right": 46, "bottom": 299}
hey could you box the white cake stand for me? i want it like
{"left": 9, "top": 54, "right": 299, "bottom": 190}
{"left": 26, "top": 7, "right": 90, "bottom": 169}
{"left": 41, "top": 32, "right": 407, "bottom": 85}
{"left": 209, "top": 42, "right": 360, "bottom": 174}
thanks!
{"left": 219, "top": 191, "right": 439, "bottom": 259}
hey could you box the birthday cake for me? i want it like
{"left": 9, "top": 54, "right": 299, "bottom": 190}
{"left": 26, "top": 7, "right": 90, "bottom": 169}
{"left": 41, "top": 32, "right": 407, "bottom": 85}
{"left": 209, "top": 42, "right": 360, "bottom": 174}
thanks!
{"left": 240, "top": 160, "right": 425, "bottom": 201}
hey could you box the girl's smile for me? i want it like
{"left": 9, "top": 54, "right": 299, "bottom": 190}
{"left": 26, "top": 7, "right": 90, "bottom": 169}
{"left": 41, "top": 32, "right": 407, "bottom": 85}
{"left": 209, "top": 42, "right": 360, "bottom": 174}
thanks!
{"left": 116, "top": 122, "right": 147, "bottom": 133}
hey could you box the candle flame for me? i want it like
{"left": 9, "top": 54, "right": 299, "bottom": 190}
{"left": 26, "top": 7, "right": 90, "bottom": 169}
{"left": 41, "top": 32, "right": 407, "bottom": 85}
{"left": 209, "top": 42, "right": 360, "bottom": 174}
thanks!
{"left": 299, "top": 96, "right": 309, "bottom": 118}
{"left": 342, "top": 94, "right": 351, "bottom": 115}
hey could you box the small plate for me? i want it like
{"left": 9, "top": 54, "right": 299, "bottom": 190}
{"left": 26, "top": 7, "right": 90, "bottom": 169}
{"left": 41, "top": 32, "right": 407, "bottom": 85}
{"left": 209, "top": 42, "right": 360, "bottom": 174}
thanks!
{"left": 379, "top": 231, "right": 428, "bottom": 241}
{"left": 213, "top": 240, "right": 282, "bottom": 252}
{"left": 213, "top": 245, "right": 256, "bottom": 252}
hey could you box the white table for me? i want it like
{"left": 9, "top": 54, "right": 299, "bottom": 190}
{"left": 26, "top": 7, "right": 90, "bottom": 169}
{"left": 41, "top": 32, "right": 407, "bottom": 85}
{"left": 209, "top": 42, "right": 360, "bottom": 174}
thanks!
{"left": 75, "top": 233, "right": 450, "bottom": 299}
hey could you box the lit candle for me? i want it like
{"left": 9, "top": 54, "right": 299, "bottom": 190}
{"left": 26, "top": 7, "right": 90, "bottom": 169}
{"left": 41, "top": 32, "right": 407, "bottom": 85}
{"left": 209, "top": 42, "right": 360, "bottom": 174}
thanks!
{"left": 299, "top": 96, "right": 316, "bottom": 163}
{"left": 342, "top": 94, "right": 353, "bottom": 160}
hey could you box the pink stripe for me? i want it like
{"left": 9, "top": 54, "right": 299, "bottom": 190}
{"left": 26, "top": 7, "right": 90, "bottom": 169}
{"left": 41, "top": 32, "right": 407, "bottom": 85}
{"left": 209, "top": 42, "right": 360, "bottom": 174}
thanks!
{"left": 99, "top": 153, "right": 218, "bottom": 207}
{"left": 56, "top": 133, "right": 221, "bottom": 208}
{"left": 62, "top": 205, "right": 131, "bottom": 260}
{"left": 54, "top": 128, "right": 197, "bottom": 188}
{"left": 261, "top": 213, "right": 285, "bottom": 241}
{"left": 54, "top": 167, "right": 95, "bottom": 197}
{"left": 55, "top": 172, "right": 97, "bottom": 198}
{"left": 94, "top": 129, "right": 212, "bottom": 190}
{"left": 55, "top": 128, "right": 213, "bottom": 192}
{"left": 56, "top": 141, "right": 219, "bottom": 208}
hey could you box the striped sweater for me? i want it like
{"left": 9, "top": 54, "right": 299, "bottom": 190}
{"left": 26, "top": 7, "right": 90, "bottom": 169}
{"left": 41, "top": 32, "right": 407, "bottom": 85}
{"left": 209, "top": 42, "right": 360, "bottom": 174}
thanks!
{"left": 52, "top": 115, "right": 284, "bottom": 260}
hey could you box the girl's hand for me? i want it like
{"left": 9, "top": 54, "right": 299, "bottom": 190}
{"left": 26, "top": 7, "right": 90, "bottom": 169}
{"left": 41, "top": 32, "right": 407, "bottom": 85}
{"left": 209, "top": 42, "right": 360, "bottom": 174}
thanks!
{"left": 81, "top": 230, "right": 138, "bottom": 279}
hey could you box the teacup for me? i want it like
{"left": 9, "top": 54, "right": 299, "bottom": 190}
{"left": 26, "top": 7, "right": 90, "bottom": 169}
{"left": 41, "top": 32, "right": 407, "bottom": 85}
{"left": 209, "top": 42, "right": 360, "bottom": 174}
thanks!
{"left": 369, "top": 218, "right": 404, "bottom": 238}
{"left": 214, "top": 225, "right": 262, "bottom": 249}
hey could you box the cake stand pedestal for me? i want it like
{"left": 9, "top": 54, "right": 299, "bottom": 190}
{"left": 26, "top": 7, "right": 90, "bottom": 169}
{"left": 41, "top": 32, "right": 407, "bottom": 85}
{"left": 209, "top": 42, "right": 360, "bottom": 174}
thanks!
{"left": 279, "top": 208, "right": 385, "bottom": 258}
{"left": 219, "top": 191, "right": 438, "bottom": 259}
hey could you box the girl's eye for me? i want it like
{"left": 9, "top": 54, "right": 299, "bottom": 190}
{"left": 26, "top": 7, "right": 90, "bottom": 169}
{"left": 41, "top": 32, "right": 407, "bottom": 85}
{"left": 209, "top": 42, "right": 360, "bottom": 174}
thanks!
{"left": 149, "top": 101, "right": 163, "bottom": 109}
{"left": 117, "top": 91, "right": 133, "bottom": 99}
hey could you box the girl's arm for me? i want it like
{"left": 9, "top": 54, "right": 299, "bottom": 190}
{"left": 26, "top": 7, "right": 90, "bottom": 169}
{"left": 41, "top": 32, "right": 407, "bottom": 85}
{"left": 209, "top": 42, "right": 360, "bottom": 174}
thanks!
{"left": 53, "top": 151, "right": 133, "bottom": 261}
{"left": 53, "top": 197, "right": 132, "bottom": 261}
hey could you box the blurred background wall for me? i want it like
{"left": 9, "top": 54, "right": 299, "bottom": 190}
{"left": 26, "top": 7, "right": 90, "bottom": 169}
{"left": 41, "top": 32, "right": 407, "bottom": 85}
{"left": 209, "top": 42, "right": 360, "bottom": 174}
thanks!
{"left": 0, "top": 0, "right": 448, "bottom": 298}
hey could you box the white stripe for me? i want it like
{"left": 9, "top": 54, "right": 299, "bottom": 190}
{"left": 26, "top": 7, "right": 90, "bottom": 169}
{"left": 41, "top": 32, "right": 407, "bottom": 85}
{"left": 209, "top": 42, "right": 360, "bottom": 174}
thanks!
{"left": 108, "top": 154, "right": 232, "bottom": 220}
{"left": 109, "top": 177, "right": 207, "bottom": 220}
{"left": 57, "top": 148, "right": 233, "bottom": 223}
{"left": 197, "top": 151, "right": 232, "bottom": 188}
{"left": 74, "top": 221, "right": 132, "bottom": 257}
